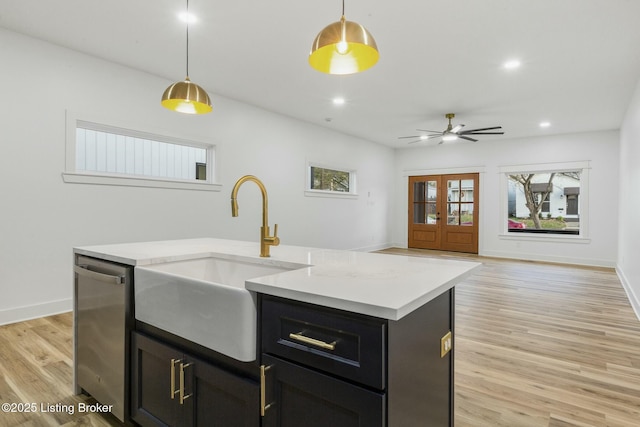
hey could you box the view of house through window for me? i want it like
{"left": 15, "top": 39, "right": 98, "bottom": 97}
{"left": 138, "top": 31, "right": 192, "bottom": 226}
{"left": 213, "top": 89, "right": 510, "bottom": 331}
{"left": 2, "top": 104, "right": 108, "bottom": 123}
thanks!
{"left": 310, "top": 166, "right": 352, "bottom": 193}
{"left": 75, "top": 123, "right": 210, "bottom": 182}
{"left": 507, "top": 171, "right": 581, "bottom": 235}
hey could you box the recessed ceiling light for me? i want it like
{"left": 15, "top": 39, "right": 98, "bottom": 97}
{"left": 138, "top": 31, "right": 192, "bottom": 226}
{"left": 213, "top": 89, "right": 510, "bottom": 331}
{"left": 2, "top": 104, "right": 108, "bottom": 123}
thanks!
{"left": 179, "top": 12, "right": 197, "bottom": 23}
{"left": 503, "top": 59, "right": 521, "bottom": 70}
{"left": 539, "top": 121, "right": 551, "bottom": 128}
{"left": 332, "top": 97, "right": 346, "bottom": 106}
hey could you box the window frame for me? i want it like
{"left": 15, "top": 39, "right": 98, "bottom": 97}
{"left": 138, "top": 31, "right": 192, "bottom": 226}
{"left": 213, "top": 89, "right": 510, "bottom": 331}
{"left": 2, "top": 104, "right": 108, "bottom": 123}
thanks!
{"left": 62, "top": 111, "right": 221, "bottom": 191}
{"left": 499, "top": 161, "right": 590, "bottom": 243}
{"left": 304, "top": 162, "right": 358, "bottom": 199}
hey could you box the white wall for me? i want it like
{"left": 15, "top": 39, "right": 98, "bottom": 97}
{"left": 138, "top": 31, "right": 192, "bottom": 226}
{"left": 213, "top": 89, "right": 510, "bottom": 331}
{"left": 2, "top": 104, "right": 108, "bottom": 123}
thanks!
{"left": 0, "top": 29, "right": 394, "bottom": 325}
{"left": 393, "top": 130, "right": 620, "bottom": 267}
{"left": 618, "top": 78, "right": 640, "bottom": 318}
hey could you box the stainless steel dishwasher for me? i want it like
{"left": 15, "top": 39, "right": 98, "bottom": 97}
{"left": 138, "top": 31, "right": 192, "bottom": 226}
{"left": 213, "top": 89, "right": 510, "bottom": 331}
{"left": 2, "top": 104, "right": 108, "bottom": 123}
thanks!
{"left": 74, "top": 255, "right": 133, "bottom": 423}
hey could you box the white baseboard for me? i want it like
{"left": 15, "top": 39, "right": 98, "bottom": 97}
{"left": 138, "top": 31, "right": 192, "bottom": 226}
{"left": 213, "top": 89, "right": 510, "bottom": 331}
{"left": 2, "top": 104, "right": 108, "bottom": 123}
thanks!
{"left": 480, "top": 249, "right": 616, "bottom": 268}
{"left": 616, "top": 265, "right": 640, "bottom": 321}
{"left": 350, "top": 242, "right": 395, "bottom": 252}
{"left": 0, "top": 298, "right": 72, "bottom": 326}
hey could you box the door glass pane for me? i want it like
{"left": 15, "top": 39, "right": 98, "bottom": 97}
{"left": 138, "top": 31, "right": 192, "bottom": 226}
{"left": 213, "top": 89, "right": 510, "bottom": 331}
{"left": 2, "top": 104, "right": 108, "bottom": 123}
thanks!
{"left": 427, "top": 203, "right": 437, "bottom": 224}
{"left": 447, "top": 203, "right": 459, "bottom": 225}
{"left": 427, "top": 181, "right": 437, "bottom": 201}
{"left": 413, "top": 181, "right": 425, "bottom": 202}
{"left": 447, "top": 180, "right": 460, "bottom": 202}
{"left": 413, "top": 203, "right": 426, "bottom": 224}
{"left": 461, "top": 203, "right": 474, "bottom": 226}
{"left": 461, "top": 179, "right": 473, "bottom": 202}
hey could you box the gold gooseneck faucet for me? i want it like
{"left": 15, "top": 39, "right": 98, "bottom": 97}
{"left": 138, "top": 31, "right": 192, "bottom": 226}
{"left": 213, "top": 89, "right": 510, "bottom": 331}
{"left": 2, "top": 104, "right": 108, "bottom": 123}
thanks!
{"left": 231, "top": 175, "right": 280, "bottom": 257}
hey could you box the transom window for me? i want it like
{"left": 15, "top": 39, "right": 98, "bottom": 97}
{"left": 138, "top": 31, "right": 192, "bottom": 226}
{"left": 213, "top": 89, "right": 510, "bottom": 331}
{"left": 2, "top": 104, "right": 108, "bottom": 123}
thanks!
{"left": 306, "top": 163, "right": 357, "bottom": 198}
{"left": 63, "top": 114, "right": 219, "bottom": 191}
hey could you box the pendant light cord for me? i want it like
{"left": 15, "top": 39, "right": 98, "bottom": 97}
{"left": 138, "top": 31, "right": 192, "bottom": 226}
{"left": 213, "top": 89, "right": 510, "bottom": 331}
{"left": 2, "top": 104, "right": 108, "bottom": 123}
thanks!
{"left": 186, "top": 0, "right": 190, "bottom": 77}
{"left": 342, "top": 0, "right": 345, "bottom": 16}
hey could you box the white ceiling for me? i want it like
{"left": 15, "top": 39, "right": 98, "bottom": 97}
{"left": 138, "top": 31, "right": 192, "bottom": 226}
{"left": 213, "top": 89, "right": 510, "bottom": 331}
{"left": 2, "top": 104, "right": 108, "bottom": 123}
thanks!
{"left": 2, "top": 0, "right": 640, "bottom": 148}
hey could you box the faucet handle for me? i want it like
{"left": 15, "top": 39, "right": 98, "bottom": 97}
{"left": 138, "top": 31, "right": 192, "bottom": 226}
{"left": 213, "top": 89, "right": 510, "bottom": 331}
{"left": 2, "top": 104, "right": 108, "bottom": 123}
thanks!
{"left": 265, "top": 224, "right": 280, "bottom": 247}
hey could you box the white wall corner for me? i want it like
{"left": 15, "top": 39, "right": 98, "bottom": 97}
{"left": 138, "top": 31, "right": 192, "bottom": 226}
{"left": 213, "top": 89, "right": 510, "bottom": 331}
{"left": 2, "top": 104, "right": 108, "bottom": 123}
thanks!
{"left": 616, "top": 265, "right": 640, "bottom": 321}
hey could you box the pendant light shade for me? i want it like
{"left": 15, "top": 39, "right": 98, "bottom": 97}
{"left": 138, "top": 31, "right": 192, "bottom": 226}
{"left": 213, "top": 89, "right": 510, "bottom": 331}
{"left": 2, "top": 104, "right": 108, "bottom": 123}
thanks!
{"left": 161, "top": 77, "right": 212, "bottom": 114}
{"left": 161, "top": 0, "right": 212, "bottom": 114}
{"left": 309, "top": 2, "right": 379, "bottom": 75}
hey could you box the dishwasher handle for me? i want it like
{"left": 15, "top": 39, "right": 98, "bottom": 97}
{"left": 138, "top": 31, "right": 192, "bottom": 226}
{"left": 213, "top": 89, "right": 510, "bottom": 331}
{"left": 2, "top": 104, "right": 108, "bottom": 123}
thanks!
{"left": 74, "top": 264, "right": 125, "bottom": 285}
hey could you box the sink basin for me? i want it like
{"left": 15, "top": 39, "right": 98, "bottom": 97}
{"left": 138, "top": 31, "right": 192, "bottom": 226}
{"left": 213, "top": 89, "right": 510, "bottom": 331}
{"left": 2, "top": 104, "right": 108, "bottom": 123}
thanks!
{"left": 135, "top": 256, "right": 300, "bottom": 362}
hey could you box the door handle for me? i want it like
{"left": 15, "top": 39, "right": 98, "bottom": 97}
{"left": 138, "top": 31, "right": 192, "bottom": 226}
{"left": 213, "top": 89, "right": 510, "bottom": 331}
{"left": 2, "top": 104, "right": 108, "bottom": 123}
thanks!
{"left": 260, "top": 364, "right": 274, "bottom": 416}
{"left": 170, "top": 358, "right": 181, "bottom": 399}
{"left": 179, "top": 362, "right": 193, "bottom": 404}
{"left": 74, "top": 265, "right": 124, "bottom": 285}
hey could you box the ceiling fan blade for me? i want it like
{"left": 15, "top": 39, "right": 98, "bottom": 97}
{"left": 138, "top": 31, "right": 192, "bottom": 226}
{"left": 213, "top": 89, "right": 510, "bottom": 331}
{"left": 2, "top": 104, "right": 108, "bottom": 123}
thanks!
{"left": 451, "top": 124, "right": 465, "bottom": 133}
{"left": 398, "top": 135, "right": 421, "bottom": 139}
{"left": 416, "top": 129, "right": 443, "bottom": 133}
{"left": 464, "top": 132, "right": 505, "bottom": 135}
{"left": 460, "top": 126, "right": 502, "bottom": 133}
{"left": 459, "top": 136, "right": 478, "bottom": 142}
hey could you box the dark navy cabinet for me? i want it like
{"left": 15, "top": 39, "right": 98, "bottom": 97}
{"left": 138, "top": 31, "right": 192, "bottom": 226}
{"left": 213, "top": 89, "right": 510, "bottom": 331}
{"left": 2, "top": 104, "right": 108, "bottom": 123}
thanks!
{"left": 259, "top": 290, "right": 455, "bottom": 427}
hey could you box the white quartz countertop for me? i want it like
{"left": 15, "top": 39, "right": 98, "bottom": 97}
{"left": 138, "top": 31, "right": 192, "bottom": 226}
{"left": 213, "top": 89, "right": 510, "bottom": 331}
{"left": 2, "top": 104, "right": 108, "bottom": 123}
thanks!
{"left": 74, "top": 238, "right": 481, "bottom": 320}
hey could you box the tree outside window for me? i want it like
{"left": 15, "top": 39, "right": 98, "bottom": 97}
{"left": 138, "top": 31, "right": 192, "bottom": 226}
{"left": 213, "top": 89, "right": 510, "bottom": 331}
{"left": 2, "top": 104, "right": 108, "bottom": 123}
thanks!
{"left": 508, "top": 171, "right": 580, "bottom": 235}
{"left": 310, "top": 166, "right": 350, "bottom": 192}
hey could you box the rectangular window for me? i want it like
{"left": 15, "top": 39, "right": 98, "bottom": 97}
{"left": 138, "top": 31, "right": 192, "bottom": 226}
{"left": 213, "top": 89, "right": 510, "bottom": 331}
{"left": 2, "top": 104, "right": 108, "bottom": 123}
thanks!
{"left": 507, "top": 170, "right": 581, "bottom": 235}
{"left": 63, "top": 114, "right": 219, "bottom": 191}
{"left": 306, "top": 164, "right": 357, "bottom": 198}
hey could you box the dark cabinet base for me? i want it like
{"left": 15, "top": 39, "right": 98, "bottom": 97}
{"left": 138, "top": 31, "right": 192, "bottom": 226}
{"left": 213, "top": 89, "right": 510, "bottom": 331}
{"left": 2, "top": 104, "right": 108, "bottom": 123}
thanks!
{"left": 261, "top": 354, "right": 385, "bottom": 427}
{"left": 388, "top": 289, "right": 454, "bottom": 426}
{"left": 131, "top": 332, "right": 259, "bottom": 427}
{"left": 260, "top": 289, "right": 455, "bottom": 427}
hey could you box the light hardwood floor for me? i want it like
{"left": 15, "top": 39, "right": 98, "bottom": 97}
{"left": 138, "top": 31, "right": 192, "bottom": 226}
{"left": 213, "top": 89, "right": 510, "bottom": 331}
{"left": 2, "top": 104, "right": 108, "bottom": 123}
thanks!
{"left": 1, "top": 250, "right": 639, "bottom": 426}
{"left": 381, "top": 248, "right": 640, "bottom": 427}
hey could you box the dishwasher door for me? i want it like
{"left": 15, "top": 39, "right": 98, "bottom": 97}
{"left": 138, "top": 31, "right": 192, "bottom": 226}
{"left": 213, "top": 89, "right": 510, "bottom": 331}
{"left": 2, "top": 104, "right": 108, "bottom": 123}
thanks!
{"left": 74, "top": 255, "right": 132, "bottom": 422}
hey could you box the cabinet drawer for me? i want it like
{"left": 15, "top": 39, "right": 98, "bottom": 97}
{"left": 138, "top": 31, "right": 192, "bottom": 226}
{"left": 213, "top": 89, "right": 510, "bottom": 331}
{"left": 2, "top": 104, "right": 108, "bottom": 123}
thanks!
{"left": 261, "top": 295, "right": 386, "bottom": 390}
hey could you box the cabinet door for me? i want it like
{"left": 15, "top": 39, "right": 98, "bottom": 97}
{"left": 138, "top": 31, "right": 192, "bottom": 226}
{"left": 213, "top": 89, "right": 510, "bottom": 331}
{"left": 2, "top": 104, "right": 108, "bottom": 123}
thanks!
{"left": 262, "top": 355, "right": 385, "bottom": 427}
{"left": 132, "top": 332, "right": 260, "bottom": 427}
{"left": 191, "top": 354, "right": 259, "bottom": 427}
{"left": 131, "top": 332, "right": 187, "bottom": 427}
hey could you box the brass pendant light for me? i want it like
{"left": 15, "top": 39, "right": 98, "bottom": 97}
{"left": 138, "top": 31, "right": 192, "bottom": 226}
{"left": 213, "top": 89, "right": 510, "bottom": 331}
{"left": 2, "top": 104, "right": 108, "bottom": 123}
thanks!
{"left": 161, "top": 0, "right": 212, "bottom": 114}
{"left": 309, "top": 0, "right": 379, "bottom": 75}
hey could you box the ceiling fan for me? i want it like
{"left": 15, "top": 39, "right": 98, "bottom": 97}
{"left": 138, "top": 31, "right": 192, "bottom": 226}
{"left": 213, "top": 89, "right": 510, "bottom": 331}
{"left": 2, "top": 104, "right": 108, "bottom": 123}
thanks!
{"left": 399, "top": 113, "right": 504, "bottom": 144}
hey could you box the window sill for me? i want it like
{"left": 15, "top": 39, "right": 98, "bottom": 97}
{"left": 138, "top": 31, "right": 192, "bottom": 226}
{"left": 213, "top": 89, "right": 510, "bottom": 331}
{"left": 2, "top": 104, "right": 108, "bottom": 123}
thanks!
{"left": 304, "top": 190, "right": 358, "bottom": 199}
{"left": 62, "top": 172, "right": 222, "bottom": 191}
{"left": 498, "top": 233, "right": 591, "bottom": 244}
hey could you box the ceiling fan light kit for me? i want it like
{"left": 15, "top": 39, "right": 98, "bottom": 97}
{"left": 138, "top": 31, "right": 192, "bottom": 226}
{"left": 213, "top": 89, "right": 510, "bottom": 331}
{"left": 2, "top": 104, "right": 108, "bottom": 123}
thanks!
{"left": 161, "top": 0, "right": 212, "bottom": 115}
{"left": 309, "top": 1, "right": 379, "bottom": 75}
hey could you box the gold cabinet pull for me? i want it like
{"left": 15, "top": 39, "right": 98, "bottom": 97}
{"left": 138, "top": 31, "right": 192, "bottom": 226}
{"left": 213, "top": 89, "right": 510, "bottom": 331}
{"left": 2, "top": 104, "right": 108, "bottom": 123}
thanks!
{"left": 170, "top": 359, "right": 181, "bottom": 399}
{"left": 289, "top": 332, "right": 336, "bottom": 351}
{"left": 179, "top": 362, "right": 193, "bottom": 405}
{"left": 260, "top": 365, "right": 273, "bottom": 417}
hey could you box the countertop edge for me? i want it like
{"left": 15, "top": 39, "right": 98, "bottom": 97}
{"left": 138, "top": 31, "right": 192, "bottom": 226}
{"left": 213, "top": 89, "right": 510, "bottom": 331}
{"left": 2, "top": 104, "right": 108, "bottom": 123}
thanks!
{"left": 74, "top": 239, "right": 483, "bottom": 321}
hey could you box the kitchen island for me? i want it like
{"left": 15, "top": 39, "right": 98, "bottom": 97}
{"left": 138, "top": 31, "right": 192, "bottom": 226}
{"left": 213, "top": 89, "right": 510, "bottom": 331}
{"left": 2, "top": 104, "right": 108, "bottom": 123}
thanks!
{"left": 73, "top": 238, "right": 481, "bottom": 426}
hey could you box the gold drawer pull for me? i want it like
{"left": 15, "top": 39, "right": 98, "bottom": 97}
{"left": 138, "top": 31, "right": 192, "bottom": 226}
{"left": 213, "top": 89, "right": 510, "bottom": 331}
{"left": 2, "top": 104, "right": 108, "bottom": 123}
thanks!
{"left": 260, "top": 364, "right": 273, "bottom": 417}
{"left": 289, "top": 332, "right": 336, "bottom": 351}
{"left": 170, "top": 358, "right": 181, "bottom": 399}
{"left": 179, "top": 362, "right": 193, "bottom": 405}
